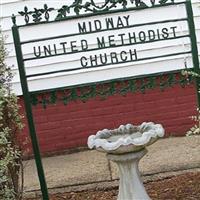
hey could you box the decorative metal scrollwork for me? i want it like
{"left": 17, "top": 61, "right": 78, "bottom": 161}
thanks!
{"left": 18, "top": 4, "right": 54, "bottom": 24}
{"left": 56, "top": 0, "right": 175, "bottom": 20}
{"left": 15, "top": 0, "right": 175, "bottom": 25}
{"left": 56, "top": 0, "right": 148, "bottom": 20}
{"left": 18, "top": 6, "right": 32, "bottom": 24}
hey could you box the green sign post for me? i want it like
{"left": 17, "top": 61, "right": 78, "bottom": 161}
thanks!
{"left": 12, "top": 20, "right": 50, "bottom": 200}
{"left": 11, "top": 1, "right": 199, "bottom": 199}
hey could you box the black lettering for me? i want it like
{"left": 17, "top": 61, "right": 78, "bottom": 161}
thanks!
{"left": 97, "top": 37, "right": 106, "bottom": 48}
{"left": 117, "top": 17, "right": 124, "bottom": 28}
{"left": 128, "top": 32, "right": 137, "bottom": 44}
{"left": 78, "top": 22, "right": 87, "bottom": 33}
{"left": 33, "top": 46, "right": 41, "bottom": 57}
{"left": 162, "top": 28, "right": 169, "bottom": 39}
{"left": 157, "top": 29, "right": 161, "bottom": 40}
{"left": 94, "top": 20, "right": 102, "bottom": 31}
{"left": 81, "top": 40, "right": 88, "bottom": 51}
{"left": 53, "top": 44, "right": 57, "bottom": 54}
{"left": 44, "top": 45, "right": 52, "bottom": 56}
{"left": 90, "top": 55, "right": 98, "bottom": 67}
{"left": 129, "top": 49, "right": 137, "bottom": 61}
{"left": 123, "top": 15, "right": 130, "bottom": 26}
{"left": 110, "top": 52, "right": 118, "bottom": 64}
{"left": 60, "top": 42, "right": 67, "bottom": 53}
{"left": 120, "top": 51, "right": 128, "bottom": 61}
{"left": 80, "top": 56, "right": 88, "bottom": 67}
{"left": 88, "top": 21, "right": 92, "bottom": 32}
{"left": 100, "top": 54, "right": 108, "bottom": 65}
{"left": 118, "top": 33, "right": 126, "bottom": 45}
{"left": 70, "top": 41, "right": 78, "bottom": 52}
{"left": 170, "top": 26, "right": 177, "bottom": 37}
{"left": 138, "top": 31, "right": 146, "bottom": 42}
{"left": 105, "top": 17, "right": 114, "bottom": 29}
{"left": 108, "top": 35, "right": 115, "bottom": 47}
{"left": 148, "top": 30, "right": 156, "bottom": 41}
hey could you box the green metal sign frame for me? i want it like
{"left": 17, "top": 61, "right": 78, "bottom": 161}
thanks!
{"left": 11, "top": 0, "right": 199, "bottom": 199}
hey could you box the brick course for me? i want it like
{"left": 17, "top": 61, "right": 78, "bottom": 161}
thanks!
{"left": 18, "top": 83, "right": 197, "bottom": 155}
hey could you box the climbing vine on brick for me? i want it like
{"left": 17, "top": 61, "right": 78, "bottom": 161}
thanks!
{"left": 30, "top": 71, "right": 193, "bottom": 109}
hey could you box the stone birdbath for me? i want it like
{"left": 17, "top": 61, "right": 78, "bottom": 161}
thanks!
{"left": 87, "top": 122, "right": 164, "bottom": 200}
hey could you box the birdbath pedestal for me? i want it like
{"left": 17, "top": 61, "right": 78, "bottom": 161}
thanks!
{"left": 107, "top": 149, "right": 150, "bottom": 200}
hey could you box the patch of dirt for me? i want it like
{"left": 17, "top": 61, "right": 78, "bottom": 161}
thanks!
{"left": 28, "top": 172, "right": 200, "bottom": 200}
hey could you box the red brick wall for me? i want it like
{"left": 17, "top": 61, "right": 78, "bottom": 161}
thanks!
{"left": 19, "top": 83, "right": 197, "bottom": 155}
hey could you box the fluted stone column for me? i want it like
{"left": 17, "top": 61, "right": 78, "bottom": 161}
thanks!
{"left": 107, "top": 149, "right": 150, "bottom": 200}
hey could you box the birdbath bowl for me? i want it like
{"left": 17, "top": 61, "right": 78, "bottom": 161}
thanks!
{"left": 87, "top": 122, "right": 164, "bottom": 200}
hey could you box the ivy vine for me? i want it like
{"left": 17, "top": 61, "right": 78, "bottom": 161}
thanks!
{"left": 30, "top": 71, "right": 193, "bottom": 109}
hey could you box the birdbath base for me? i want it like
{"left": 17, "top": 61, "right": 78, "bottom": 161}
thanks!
{"left": 107, "top": 149, "right": 150, "bottom": 200}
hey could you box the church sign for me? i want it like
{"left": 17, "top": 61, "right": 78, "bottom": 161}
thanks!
{"left": 17, "top": 0, "right": 192, "bottom": 81}
{"left": 11, "top": 1, "right": 199, "bottom": 199}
